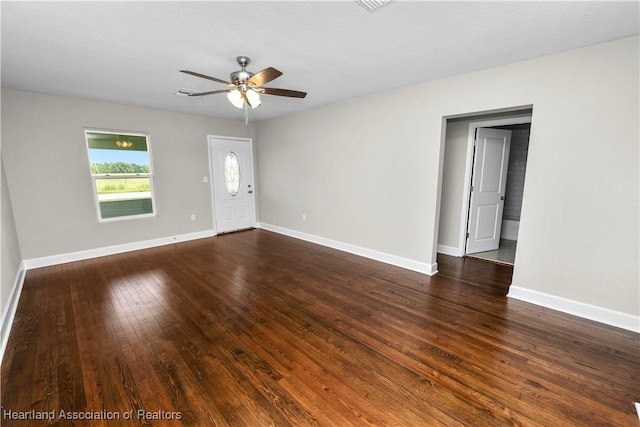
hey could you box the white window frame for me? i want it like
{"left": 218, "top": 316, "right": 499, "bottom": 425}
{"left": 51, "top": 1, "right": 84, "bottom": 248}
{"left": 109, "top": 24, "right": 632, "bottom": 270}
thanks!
{"left": 85, "top": 129, "right": 157, "bottom": 222}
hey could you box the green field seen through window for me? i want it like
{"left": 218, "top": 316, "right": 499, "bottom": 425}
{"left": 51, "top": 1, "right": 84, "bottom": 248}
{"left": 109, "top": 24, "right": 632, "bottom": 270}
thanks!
{"left": 95, "top": 177, "right": 150, "bottom": 195}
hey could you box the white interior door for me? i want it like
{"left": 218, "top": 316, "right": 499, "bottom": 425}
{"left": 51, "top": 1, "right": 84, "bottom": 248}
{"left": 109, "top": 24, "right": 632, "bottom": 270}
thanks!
{"left": 466, "top": 128, "right": 512, "bottom": 254}
{"left": 209, "top": 136, "right": 256, "bottom": 234}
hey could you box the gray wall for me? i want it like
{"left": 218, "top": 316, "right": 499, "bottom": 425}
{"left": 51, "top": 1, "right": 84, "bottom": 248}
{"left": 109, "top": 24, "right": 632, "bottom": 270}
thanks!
{"left": 256, "top": 36, "right": 639, "bottom": 316}
{"left": 1, "top": 158, "right": 22, "bottom": 320}
{"left": 1, "top": 89, "right": 254, "bottom": 259}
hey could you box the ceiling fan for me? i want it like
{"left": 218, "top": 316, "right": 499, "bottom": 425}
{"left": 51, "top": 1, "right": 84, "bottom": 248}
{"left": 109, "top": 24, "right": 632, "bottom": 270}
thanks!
{"left": 179, "top": 56, "right": 307, "bottom": 121}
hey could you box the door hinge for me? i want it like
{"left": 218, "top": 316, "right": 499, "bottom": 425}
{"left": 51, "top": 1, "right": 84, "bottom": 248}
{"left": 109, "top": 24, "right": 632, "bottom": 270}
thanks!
{"left": 470, "top": 185, "right": 474, "bottom": 192}
{"left": 466, "top": 232, "right": 470, "bottom": 238}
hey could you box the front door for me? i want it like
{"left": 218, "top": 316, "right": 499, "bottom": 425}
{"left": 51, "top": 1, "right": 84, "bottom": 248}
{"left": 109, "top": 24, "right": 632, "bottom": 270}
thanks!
{"left": 466, "top": 128, "right": 512, "bottom": 254}
{"left": 209, "top": 136, "right": 256, "bottom": 234}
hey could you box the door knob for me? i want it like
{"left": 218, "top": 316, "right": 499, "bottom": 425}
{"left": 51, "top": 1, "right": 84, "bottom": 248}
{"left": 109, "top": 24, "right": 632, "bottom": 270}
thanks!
{"left": 500, "top": 196, "right": 505, "bottom": 200}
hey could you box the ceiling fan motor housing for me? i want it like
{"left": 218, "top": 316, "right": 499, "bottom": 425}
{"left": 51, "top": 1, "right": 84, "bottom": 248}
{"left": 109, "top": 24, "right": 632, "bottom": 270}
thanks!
{"left": 230, "top": 56, "right": 254, "bottom": 86}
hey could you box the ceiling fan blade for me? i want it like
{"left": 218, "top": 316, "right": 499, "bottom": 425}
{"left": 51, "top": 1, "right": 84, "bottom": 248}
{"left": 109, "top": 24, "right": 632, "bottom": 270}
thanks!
{"left": 180, "top": 70, "right": 232, "bottom": 86}
{"left": 188, "top": 89, "right": 231, "bottom": 97}
{"left": 260, "top": 87, "right": 307, "bottom": 98}
{"left": 248, "top": 67, "right": 283, "bottom": 87}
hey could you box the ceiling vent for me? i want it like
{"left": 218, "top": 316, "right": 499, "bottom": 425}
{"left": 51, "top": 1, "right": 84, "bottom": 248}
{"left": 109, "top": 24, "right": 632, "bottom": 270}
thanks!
{"left": 356, "top": 0, "right": 394, "bottom": 13}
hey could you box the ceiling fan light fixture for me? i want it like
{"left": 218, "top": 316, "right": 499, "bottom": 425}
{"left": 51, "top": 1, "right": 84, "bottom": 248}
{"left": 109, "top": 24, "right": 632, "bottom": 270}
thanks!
{"left": 227, "top": 89, "right": 244, "bottom": 109}
{"left": 246, "top": 89, "right": 262, "bottom": 108}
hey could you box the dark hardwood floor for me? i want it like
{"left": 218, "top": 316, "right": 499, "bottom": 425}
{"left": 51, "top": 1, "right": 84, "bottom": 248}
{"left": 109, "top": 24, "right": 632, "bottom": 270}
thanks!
{"left": 2, "top": 229, "right": 638, "bottom": 426}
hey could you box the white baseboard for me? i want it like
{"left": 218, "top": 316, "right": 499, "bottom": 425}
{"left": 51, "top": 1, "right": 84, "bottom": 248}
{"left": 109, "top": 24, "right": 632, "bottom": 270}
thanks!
{"left": 258, "top": 223, "right": 438, "bottom": 275}
{"left": 437, "top": 244, "right": 462, "bottom": 257}
{"left": 1, "top": 262, "right": 26, "bottom": 363}
{"left": 508, "top": 285, "right": 639, "bottom": 333}
{"left": 24, "top": 229, "right": 216, "bottom": 270}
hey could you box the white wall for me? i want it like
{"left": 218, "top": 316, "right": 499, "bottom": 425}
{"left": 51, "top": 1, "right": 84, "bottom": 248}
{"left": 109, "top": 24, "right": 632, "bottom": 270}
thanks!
{"left": 256, "top": 36, "right": 639, "bottom": 318}
{"left": 1, "top": 89, "right": 254, "bottom": 260}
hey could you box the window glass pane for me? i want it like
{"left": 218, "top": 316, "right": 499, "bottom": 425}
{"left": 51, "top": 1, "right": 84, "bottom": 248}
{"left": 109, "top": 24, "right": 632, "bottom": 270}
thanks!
{"left": 87, "top": 132, "right": 150, "bottom": 175}
{"left": 89, "top": 149, "right": 150, "bottom": 174}
{"left": 99, "top": 198, "right": 153, "bottom": 219}
{"left": 224, "top": 152, "right": 241, "bottom": 196}
{"left": 86, "top": 132, "right": 148, "bottom": 151}
{"left": 95, "top": 177, "right": 153, "bottom": 218}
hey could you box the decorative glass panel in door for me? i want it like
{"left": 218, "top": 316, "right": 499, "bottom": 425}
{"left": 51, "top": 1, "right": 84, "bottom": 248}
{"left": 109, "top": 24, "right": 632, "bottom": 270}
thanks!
{"left": 224, "top": 152, "right": 241, "bottom": 196}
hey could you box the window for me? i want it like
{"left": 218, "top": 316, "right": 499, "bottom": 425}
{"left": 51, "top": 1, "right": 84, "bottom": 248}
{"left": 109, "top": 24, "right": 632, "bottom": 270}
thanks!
{"left": 85, "top": 130, "right": 156, "bottom": 221}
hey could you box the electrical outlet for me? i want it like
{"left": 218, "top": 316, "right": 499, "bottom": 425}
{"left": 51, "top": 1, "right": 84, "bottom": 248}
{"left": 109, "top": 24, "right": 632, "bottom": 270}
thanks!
{"left": 203, "top": 176, "right": 208, "bottom": 183}
{"left": 190, "top": 214, "right": 196, "bottom": 221}
{"left": 302, "top": 214, "right": 307, "bottom": 221}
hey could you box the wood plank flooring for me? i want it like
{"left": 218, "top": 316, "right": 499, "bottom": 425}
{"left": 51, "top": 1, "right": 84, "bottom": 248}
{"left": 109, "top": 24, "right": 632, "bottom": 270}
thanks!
{"left": 2, "top": 229, "right": 638, "bottom": 426}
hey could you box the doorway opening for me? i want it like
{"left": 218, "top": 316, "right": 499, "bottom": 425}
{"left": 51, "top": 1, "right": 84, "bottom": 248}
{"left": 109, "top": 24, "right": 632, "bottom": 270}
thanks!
{"left": 466, "top": 122, "right": 531, "bottom": 265}
{"left": 208, "top": 135, "right": 257, "bottom": 234}
{"left": 437, "top": 108, "right": 532, "bottom": 266}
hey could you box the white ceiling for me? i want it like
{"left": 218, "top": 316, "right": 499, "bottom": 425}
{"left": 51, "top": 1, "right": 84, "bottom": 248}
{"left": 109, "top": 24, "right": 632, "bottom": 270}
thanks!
{"left": 2, "top": 1, "right": 638, "bottom": 122}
